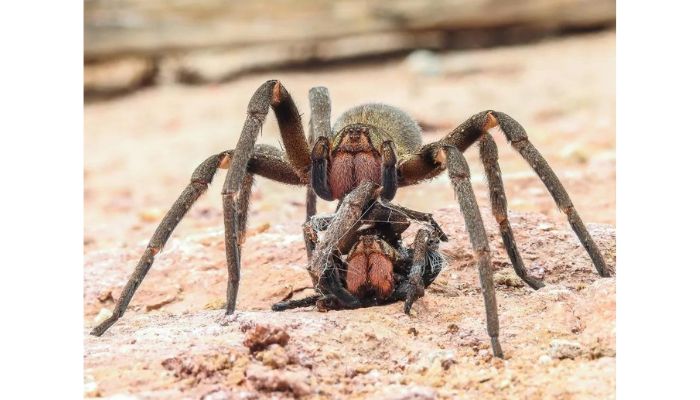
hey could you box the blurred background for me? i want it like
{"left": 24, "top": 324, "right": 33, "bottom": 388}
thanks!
{"left": 85, "top": 0, "right": 615, "bottom": 251}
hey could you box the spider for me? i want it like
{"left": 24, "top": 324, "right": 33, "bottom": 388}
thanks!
{"left": 90, "top": 80, "right": 611, "bottom": 358}
{"left": 271, "top": 184, "right": 449, "bottom": 314}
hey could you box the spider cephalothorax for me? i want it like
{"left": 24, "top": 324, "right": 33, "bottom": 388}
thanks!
{"left": 91, "top": 80, "right": 612, "bottom": 359}
{"left": 312, "top": 103, "right": 422, "bottom": 202}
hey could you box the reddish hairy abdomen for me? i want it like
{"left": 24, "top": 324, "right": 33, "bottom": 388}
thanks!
{"left": 346, "top": 251, "right": 394, "bottom": 299}
{"left": 368, "top": 253, "right": 394, "bottom": 298}
{"left": 329, "top": 151, "right": 381, "bottom": 199}
{"left": 346, "top": 254, "right": 368, "bottom": 296}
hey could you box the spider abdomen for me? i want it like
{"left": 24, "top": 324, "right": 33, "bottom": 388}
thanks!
{"left": 346, "top": 236, "right": 396, "bottom": 299}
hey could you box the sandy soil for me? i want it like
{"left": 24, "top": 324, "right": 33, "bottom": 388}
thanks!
{"left": 84, "top": 31, "right": 616, "bottom": 399}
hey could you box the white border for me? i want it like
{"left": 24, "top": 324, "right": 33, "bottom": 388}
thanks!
{"left": 3, "top": 0, "right": 699, "bottom": 397}
{"left": 617, "top": 0, "right": 700, "bottom": 397}
{"left": 1, "top": 1, "right": 84, "bottom": 397}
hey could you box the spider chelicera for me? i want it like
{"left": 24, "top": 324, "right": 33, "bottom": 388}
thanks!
{"left": 90, "top": 80, "right": 611, "bottom": 358}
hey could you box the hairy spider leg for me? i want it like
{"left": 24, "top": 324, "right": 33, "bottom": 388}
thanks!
{"left": 479, "top": 132, "right": 544, "bottom": 289}
{"left": 91, "top": 80, "right": 312, "bottom": 336}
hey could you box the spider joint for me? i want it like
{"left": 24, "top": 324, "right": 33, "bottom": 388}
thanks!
{"left": 508, "top": 137, "right": 529, "bottom": 150}
{"left": 494, "top": 213, "right": 508, "bottom": 225}
{"left": 562, "top": 205, "right": 576, "bottom": 216}
{"left": 147, "top": 246, "right": 162, "bottom": 255}
{"left": 191, "top": 180, "right": 209, "bottom": 188}
{"left": 434, "top": 148, "right": 447, "bottom": 167}
{"left": 483, "top": 112, "right": 500, "bottom": 131}
{"left": 474, "top": 248, "right": 491, "bottom": 257}
{"left": 218, "top": 154, "right": 232, "bottom": 169}
{"left": 271, "top": 81, "right": 284, "bottom": 105}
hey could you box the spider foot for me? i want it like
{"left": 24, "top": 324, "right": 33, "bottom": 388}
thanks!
{"left": 403, "top": 280, "right": 425, "bottom": 315}
{"left": 216, "top": 313, "right": 239, "bottom": 326}
{"left": 90, "top": 314, "right": 118, "bottom": 337}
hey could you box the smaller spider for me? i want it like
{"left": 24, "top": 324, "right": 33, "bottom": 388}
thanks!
{"left": 273, "top": 184, "right": 448, "bottom": 314}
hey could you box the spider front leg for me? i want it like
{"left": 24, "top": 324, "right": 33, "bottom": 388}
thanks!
{"left": 90, "top": 144, "right": 306, "bottom": 336}
{"left": 308, "top": 86, "right": 335, "bottom": 202}
{"left": 400, "top": 111, "right": 610, "bottom": 279}
{"left": 222, "top": 80, "right": 311, "bottom": 315}
{"left": 305, "top": 87, "right": 332, "bottom": 220}
{"left": 385, "top": 142, "right": 504, "bottom": 355}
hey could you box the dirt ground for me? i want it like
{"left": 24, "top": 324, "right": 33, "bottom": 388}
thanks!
{"left": 84, "top": 31, "right": 616, "bottom": 399}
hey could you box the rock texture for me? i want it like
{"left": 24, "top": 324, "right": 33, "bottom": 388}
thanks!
{"left": 86, "top": 0, "right": 615, "bottom": 58}
{"left": 84, "top": 207, "right": 616, "bottom": 399}
{"left": 85, "top": 0, "right": 615, "bottom": 96}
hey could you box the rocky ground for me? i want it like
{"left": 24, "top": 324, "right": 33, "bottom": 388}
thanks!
{"left": 84, "top": 31, "right": 616, "bottom": 399}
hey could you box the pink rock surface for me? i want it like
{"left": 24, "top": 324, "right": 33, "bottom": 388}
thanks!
{"left": 84, "top": 207, "right": 615, "bottom": 399}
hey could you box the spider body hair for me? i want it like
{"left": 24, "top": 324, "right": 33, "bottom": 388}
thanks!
{"left": 318, "top": 104, "right": 420, "bottom": 200}
{"left": 346, "top": 235, "right": 400, "bottom": 299}
{"left": 331, "top": 103, "right": 422, "bottom": 156}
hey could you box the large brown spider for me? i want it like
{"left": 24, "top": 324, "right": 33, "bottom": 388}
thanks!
{"left": 90, "top": 80, "right": 611, "bottom": 358}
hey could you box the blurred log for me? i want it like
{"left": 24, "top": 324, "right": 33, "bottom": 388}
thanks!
{"left": 86, "top": 0, "right": 614, "bottom": 59}
{"left": 84, "top": 0, "right": 615, "bottom": 97}
{"left": 84, "top": 57, "right": 158, "bottom": 100}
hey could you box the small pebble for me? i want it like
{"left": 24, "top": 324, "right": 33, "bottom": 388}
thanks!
{"left": 256, "top": 344, "right": 289, "bottom": 369}
{"left": 537, "top": 223, "right": 554, "bottom": 231}
{"left": 93, "top": 308, "right": 113, "bottom": 325}
{"left": 477, "top": 349, "right": 492, "bottom": 362}
{"left": 549, "top": 339, "right": 582, "bottom": 360}
{"left": 139, "top": 208, "right": 165, "bottom": 222}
